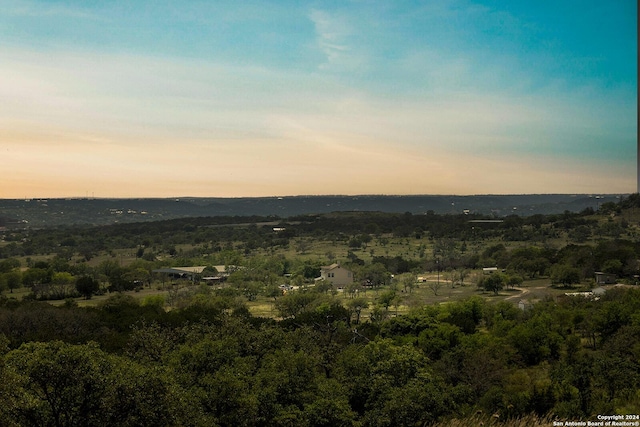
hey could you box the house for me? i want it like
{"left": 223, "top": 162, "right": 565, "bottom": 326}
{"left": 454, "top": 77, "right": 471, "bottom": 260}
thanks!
{"left": 518, "top": 300, "right": 533, "bottom": 311}
{"left": 595, "top": 272, "right": 616, "bottom": 285}
{"left": 483, "top": 267, "right": 499, "bottom": 275}
{"left": 152, "top": 266, "right": 207, "bottom": 281}
{"left": 317, "top": 263, "right": 354, "bottom": 287}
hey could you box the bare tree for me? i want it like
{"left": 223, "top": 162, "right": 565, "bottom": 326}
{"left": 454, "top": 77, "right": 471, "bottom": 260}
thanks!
{"left": 429, "top": 279, "right": 442, "bottom": 296}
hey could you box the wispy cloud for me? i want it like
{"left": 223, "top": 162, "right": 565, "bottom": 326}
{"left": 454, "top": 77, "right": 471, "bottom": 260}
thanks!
{"left": 309, "top": 8, "right": 366, "bottom": 71}
{"left": 0, "top": 1, "right": 635, "bottom": 197}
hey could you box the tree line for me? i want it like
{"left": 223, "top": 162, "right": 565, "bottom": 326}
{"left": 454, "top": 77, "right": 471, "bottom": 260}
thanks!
{"left": 4, "top": 196, "right": 636, "bottom": 261}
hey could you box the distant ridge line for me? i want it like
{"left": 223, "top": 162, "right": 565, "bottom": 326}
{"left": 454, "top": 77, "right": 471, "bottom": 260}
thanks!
{"left": 0, "top": 194, "right": 629, "bottom": 227}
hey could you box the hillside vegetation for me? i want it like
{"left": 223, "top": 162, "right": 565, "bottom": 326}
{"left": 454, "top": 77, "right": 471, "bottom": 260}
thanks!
{"left": 0, "top": 194, "right": 639, "bottom": 426}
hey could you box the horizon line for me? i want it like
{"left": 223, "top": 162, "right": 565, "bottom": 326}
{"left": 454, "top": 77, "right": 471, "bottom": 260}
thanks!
{"left": 2, "top": 192, "right": 632, "bottom": 201}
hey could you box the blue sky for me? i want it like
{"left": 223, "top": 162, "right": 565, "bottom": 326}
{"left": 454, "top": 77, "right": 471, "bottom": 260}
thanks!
{"left": 0, "top": 0, "right": 636, "bottom": 197}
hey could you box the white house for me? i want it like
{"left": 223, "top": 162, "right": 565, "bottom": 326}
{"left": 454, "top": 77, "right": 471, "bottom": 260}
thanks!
{"left": 518, "top": 300, "right": 533, "bottom": 311}
{"left": 317, "top": 263, "right": 354, "bottom": 287}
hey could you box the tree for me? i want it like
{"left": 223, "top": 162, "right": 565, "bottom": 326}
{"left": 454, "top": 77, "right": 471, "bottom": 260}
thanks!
{"left": 378, "top": 290, "right": 397, "bottom": 312}
{"left": 429, "top": 279, "right": 443, "bottom": 296}
{"left": 3, "top": 271, "right": 21, "bottom": 293}
{"left": 3, "top": 341, "right": 192, "bottom": 426}
{"left": 359, "top": 263, "right": 392, "bottom": 288}
{"left": 22, "top": 267, "right": 53, "bottom": 299}
{"left": 508, "top": 313, "right": 562, "bottom": 365}
{"left": 392, "top": 293, "right": 403, "bottom": 316}
{"left": 314, "top": 279, "right": 334, "bottom": 294}
{"left": 601, "top": 259, "right": 623, "bottom": 275}
{"left": 22, "top": 267, "right": 51, "bottom": 287}
{"left": 344, "top": 339, "right": 450, "bottom": 426}
{"left": 124, "top": 267, "right": 151, "bottom": 288}
{"left": 345, "top": 281, "right": 362, "bottom": 299}
{"left": 303, "top": 379, "right": 357, "bottom": 427}
{"left": 295, "top": 239, "right": 312, "bottom": 254}
{"left": 51, "top": 272, "right": 75, "bottom": 297}
{"left": 0, "top": 257, "right": 20, "bottom": 273}
{"left": 550, "top": 264, "right": 581, "bottom": 287}
{"left": 400, "top": 274, "right": 416, "bottom": 293}
{"left": 346, "top": 297, "right": 368, "bottom": 325}
{"left": 506, "top": 274, "right": 524, "bottom": 289}
{"left": 456, "top": 268, "right": 469, "bottom": 286}
{"left": 76, "top": 276, "right": 100, "bottom": 299}
{"left": 3, "top": 341, "right": 110, "bottom": 426}
{"left": 417, "top": 322, "right": 462, "bottom": 359}
{"left": 275, "top": 292, "right": 319, "bottom": 319}
{"left": 240, "top": 281, "right": 261, "bottom": 301}
{"left": 480, "top": 273, "right": 505, "bottom": 295}
{"left": 442, "top": 297, "right": 484, "bottom": 334}
{"left": 265, "top": 284, "right": 283, "bottom": 302}
{"left": 202, "top": 265, "right": 219, "bottom": 276}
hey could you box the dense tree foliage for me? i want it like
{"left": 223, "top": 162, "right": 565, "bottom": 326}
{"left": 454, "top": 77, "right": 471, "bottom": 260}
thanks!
{"left": 0, "top": 286, "right": 639, "bottom": 425}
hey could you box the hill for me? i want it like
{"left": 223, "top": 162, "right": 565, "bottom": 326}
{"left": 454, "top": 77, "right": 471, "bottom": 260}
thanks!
{"left": 0, "top": 194, "right": 624, "bottom": 227}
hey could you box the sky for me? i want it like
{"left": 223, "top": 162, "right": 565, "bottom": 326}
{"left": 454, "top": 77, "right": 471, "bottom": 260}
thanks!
{"left": 0, "top": 0, "right": 637, "bottom": 198}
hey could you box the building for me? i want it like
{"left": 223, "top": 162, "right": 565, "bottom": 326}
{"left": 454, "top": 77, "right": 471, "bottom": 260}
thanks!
{"left": 483, "top": 267, "right": 499, "bottom": 274}
{"left": 595, "top": 272, "right": 616, "bottom": 285}
{"left": 317, "top": 263, "right": 354, "bottom": 287}
{"left": 152, "top": 266, "right": 207, "bottom": 282}
{"left": 518, "top": 300, "right": 533, "bottom": 311}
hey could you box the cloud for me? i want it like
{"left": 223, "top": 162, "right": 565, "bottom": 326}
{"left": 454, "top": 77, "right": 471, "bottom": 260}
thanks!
{"left": 0, "top": 1, "right": 635, "bottom": 197}
{"left": 309, "top": 8, "right": 366, "bottom": 71}
{"left": 1, "top": 41, "right": 634, "bottom": 198}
